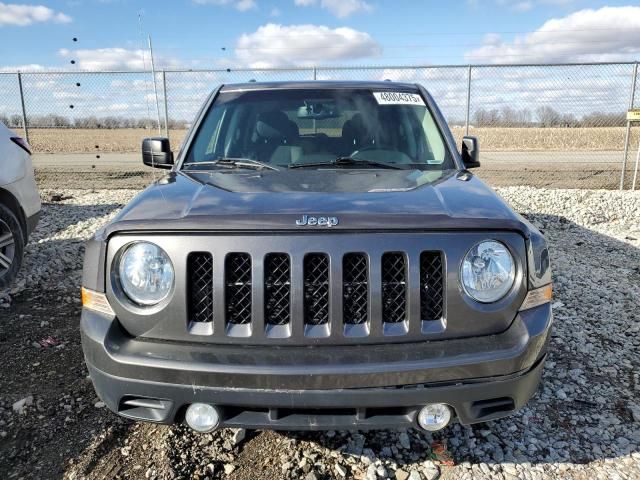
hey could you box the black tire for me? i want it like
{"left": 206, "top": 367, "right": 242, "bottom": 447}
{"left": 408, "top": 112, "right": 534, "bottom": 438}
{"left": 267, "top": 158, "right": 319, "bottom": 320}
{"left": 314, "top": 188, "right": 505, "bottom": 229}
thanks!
{"left": 0, "top": 204, "right": 24, "bottom": 289}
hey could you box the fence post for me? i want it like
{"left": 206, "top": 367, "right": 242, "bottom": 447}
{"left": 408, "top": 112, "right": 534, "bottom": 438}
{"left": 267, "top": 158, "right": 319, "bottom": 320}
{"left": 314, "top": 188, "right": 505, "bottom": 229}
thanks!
{"left": 620, "top": 62, "right": 638, "bottom": 190}
{"left": 632, "top": 135, "right": 640, "bottom": 190}
{"left": 465, "top": 65, "right": 472, "bottom": 136}
{"left": 162, "top": 71, "right": 169, "bottom": 138}
{"left": 313, "top": 67, "right": 317, "bottom": 80}
{"left": 17, "top": 72, "right": 29, "bottom": 143}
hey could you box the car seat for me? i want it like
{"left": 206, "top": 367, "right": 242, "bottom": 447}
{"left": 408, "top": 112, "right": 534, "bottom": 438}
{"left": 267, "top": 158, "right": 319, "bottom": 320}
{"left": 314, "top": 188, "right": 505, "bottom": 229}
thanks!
{"left": 253, "top": 110, "right": 301, "bottom": 164}
{"left": 341, "top": 113, "right": 376, "bottom": 153}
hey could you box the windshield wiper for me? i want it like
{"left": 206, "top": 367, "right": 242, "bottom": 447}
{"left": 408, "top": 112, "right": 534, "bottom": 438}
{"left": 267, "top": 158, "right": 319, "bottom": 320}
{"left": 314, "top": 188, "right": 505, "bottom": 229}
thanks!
{"left": 182, "top": 158, "right": 279, "bottom": 171}
{"left": 289, "top": 156, "right": 404, "bottom": 170}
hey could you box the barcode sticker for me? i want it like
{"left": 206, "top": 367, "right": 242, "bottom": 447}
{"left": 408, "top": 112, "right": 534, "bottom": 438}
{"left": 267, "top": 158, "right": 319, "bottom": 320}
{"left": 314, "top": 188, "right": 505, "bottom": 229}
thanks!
{"left": 373, "top": 91, "right": 426, "bottom": 106}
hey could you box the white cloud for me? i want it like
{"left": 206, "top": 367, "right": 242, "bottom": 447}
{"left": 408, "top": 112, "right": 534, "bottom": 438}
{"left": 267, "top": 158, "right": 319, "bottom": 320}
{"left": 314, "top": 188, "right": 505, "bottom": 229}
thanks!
{"left": 234, "top": 23, "right": 381, "bottom": 68}
{"left": 235, "top": 0, "right": 256, "bottom": 11}
{"left": 0, "top": 3, "right": 71, "bottom": 26}
{"left": 294, "top": 0, "right": 372, "bottom": 18}
{"left": 471, "top": 0, "right": 577, "bottom": 11}
{"left": 0, "top": 63, "right": 46, "bottom": 72}
{"left": 269, "top": 6, "right": 281, "bottom": 16}
{"left": 58, "top": 47, "right": 182, "bottom": 71}
{"left": 482, "top": 33, "right": 502, "bottom": 47}
{"left": 465, "top": 6, "right": 640, "bottom": 63}
{"left": 507, "top": 1, "right": 533, "bottom": 12}
{"left": 192, "top": 0, "right": 257, "bottom": 11}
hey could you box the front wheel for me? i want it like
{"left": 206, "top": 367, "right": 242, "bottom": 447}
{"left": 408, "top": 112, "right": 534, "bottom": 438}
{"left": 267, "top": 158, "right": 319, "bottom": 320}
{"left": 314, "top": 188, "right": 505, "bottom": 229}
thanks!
{"left": 0, "top": 204, "right": 24, "bottom": 289}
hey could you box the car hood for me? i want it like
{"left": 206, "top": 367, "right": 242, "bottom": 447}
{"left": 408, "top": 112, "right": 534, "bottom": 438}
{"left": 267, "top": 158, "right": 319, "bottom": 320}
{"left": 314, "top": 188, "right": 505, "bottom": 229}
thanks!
{"left": 103, "top": 169, "right": 528, "bottom": 236}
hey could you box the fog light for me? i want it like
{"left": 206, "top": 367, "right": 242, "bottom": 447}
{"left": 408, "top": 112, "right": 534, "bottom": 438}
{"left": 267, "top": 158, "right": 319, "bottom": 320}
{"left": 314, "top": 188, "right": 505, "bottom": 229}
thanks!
{"left": 417, "top": 403, "right": 452, "bottom": 431}
{"left": 185, "top": 403, "right": 220, "bottom": 432}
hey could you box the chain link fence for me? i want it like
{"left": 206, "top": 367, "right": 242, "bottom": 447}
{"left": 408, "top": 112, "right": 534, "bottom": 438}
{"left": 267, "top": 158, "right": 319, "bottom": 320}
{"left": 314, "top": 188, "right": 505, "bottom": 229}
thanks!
{"left": 1, "top": 62, "right": 639, "bottom": 190}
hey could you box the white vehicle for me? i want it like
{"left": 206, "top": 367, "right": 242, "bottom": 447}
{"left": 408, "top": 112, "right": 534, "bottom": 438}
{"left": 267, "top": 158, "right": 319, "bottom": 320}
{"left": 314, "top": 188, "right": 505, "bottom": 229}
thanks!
{"left": 0, "top": 123, "right": 41, "bottom": 288}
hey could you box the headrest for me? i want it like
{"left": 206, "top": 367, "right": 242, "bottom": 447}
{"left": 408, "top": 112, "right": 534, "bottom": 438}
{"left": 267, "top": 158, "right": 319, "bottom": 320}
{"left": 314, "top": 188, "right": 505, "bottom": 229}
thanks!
{"left": 256, "top": 111, "right": 297, "bottom": 140}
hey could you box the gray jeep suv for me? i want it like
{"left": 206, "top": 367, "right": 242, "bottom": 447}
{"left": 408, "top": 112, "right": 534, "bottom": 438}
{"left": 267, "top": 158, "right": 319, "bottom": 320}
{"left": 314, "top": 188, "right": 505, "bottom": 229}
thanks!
{"left": 81, "top": 81, "right": 552, "bottom": 432}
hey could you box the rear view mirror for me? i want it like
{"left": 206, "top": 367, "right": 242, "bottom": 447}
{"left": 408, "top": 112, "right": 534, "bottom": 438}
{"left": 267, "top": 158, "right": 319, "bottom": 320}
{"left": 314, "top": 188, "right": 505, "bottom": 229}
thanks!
{"left": 142, "top": 137, "right": 173, "bottom": 169}
{"left": 297, "top": 101, "right": 341, "bottom": 120}
{"left": 461, "top": 136, "right": 480, "bottom": 169}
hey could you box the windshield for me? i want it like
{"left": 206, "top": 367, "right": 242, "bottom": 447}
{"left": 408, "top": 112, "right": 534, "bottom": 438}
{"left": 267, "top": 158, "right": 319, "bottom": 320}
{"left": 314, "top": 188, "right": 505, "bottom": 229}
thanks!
{"left": 183, "top": 88, "right": 455, "bottom": 171}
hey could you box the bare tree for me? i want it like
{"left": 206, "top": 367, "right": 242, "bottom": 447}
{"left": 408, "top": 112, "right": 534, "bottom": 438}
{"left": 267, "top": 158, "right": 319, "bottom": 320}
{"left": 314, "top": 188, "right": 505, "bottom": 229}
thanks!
{"left": 536, "top": 106, "right": 562, "bottom": 127}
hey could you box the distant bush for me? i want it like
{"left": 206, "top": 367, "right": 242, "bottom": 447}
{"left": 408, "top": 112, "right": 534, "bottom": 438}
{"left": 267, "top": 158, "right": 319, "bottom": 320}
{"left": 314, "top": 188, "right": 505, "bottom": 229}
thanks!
{"left": 0, "top": 114, "right": 188, "bottom": 129}
{"left": 471, "top": 106, "right": 626, "bottom": 128}
{"left": 0, "top": 109, "right": 627, "bottom": 130}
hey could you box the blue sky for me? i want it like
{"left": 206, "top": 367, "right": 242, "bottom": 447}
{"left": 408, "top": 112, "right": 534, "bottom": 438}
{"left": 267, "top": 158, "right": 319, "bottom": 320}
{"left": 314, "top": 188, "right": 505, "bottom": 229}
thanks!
{"left": 0, "top": 0, "right": 639, "bottom": 70}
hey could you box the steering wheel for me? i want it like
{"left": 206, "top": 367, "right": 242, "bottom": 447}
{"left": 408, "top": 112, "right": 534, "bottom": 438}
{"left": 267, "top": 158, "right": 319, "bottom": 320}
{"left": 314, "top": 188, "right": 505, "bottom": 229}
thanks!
{"left": 350, "top": 144, "right": 394, "bottom": 157}
{"left": 350, "top": 145, "right": 414, "bottom": 165}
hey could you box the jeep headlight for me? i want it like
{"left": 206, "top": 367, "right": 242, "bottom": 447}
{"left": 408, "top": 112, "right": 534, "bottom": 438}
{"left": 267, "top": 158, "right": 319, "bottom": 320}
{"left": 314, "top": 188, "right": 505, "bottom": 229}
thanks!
{"left": 118, "top": 242, "right": 174, "bottom": 306}
{"left": 461, "top": 240, "right": 515, "bottom": 303}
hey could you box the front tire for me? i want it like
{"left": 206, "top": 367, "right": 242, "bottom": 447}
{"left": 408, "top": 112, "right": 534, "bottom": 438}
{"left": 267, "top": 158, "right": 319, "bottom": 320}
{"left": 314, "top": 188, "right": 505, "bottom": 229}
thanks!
{"left": 0, "top": 204, "right": 24, "bottom": 289}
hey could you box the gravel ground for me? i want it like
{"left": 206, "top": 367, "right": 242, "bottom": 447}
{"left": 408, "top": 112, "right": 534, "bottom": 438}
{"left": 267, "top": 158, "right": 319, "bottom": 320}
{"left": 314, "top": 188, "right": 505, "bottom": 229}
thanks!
{"left": 1, "top": 186, "right": 639, "bottom": 480}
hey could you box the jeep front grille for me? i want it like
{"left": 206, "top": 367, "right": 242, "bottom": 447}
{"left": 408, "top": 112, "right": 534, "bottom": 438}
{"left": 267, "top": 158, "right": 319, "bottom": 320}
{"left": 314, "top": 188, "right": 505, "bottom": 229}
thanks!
{"left": 420, "top": 252, "right": 445, "bottom": 321}
{"left": 264, "top": 253, "right": 291, "bottom": 326}
{"left": 381, "top": 253, "right": 407, "bottom": 324}
{"left": 187, "top": 252, "right": 214, "bottom": 323}
{"left": 225, "top": 253, "right": 252, "bottom": 325}
{"left": 304, "top": 254, "right": 330, "bottom": 325}
{"left": 343, "top": 253, "right": 369, "bottom": 325}
{"left": 186, "top": 247, "right": 445, "bottom": 342}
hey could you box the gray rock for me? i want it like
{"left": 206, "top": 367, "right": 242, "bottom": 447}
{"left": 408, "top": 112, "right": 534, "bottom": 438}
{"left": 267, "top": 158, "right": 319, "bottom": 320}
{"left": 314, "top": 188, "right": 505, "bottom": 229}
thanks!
{"left": 398, "top": 432, "right": 411, "bottom": 449}
{"left": 231, "top": 428, "right": 246, "bottom": 445}
{"left": 421, "top": 460, "right": 440, "bottom": 480}
{"left": 12, "top": 395, "right": 33, "bottom": 414}
{"left": 343, "top": 434, "right": 365, "bottom": 457}
{"left": 366, "top": 464, "right": 377, "bottom": 480}
{"left": 395, "top": 469, "right": 410, "bottom": 480}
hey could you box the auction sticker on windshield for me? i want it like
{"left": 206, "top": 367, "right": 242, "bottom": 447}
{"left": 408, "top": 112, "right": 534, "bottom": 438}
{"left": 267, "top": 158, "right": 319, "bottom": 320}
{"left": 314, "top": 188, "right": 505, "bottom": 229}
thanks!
{"left": 373, "top": 92, "right": 426, "bottom": 106}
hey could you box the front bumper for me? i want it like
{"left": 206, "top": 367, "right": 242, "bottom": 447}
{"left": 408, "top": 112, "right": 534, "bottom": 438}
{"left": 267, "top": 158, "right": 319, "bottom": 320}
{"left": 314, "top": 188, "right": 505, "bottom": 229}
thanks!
{"left": 25, "top": 210, "right": 40, "bottom": 239}
{"left": 81, "top": 303, "right": 552, "bottom": 430}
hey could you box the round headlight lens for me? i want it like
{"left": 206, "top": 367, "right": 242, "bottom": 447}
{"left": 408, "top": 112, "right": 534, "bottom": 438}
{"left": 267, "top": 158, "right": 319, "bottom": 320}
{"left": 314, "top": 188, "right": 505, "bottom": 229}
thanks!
{"left": 118, "top": 242, "right": 174, "bottom": 306}
{"left": 461, "top": 240, "right": 515, "bottom": 303}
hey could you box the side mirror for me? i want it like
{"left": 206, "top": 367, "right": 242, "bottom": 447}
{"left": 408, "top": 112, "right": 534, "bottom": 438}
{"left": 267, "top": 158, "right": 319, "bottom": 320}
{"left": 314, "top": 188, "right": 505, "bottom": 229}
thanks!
{"left": 461, "top": 136, "right": 480, "bottom": 169}
{"left": 142, "top": 137, "right": 173, "bottom": 169}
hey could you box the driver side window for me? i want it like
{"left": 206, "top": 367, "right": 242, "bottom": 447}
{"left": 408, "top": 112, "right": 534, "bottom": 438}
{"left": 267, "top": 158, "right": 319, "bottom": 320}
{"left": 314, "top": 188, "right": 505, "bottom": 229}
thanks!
{"left": 420, "top": 109, "right": 445, "bottom": 163}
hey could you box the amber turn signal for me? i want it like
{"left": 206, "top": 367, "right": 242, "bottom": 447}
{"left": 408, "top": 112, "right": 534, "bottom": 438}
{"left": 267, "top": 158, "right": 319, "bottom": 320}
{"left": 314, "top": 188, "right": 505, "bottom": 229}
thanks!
{"left": 81, "top": 287, "right": 115, "bottom": 316}
{"left": 519, "top": 284, "right": 553, "bottom": 311}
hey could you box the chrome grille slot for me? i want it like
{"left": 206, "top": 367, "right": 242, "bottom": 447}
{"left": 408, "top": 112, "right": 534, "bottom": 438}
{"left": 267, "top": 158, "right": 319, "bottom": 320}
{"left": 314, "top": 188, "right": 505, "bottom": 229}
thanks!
{"left": 303, "top": 253, "right": 330, "bottom": 325}
{"left": 187, "top": 252, "right": 214, "bottom": 324}
{"left": 420, "top": 252, "right": 445, "bottom": 321}
{"left": 264, "top": 253, "right": 291, "bottom": 326}
{"left": 225, "top": 253, "right": 252, "bottom": 325}
{"left": 343, "top": 253, "right": 369, "bottom": 325}
{"left": 381, "top": 253, "right": 407, "bottom": 324}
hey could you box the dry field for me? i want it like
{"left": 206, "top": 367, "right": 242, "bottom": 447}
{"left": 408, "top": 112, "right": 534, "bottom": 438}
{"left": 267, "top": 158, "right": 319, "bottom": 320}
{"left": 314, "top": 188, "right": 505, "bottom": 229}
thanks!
{"left": 452, "top": 126, "right": 638, "bottom": 151}
{"left": 21, "top": 126, "right": 638, "bottom": 154}
{"left": 23, "top": 128, "right": 189, "bottom": 154}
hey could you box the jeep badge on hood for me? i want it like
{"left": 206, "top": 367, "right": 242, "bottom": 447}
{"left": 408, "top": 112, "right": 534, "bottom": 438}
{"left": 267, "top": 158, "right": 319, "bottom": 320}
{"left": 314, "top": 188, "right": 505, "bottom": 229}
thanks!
{"left": 296, "top": 215, "right": 339, "bottom": 227}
